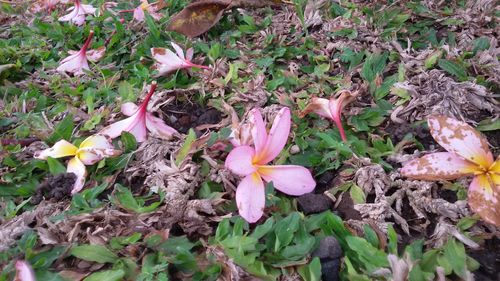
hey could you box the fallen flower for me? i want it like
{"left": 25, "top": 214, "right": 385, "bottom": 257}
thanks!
{"left": 57, "top": 30, "right": 105, "bottom": 76}
{"left": 99, "top": 81, "right": 178, "bottom": 142}
{"left": 32, "top": 0, "right": 60, "bottom": 13}
{"left": 151, "top": 42, "right": 209, "bottom": 76}
{"left": 15, "top": 260, "right": 36, "bottom": 281}
{"left": 299, "top": 90, "right": 357, "bottom": 143}
{"left": 119, "top": 0, "right": 163, "bottom": 22}
{"left": 58, "top": 0, "right": 96, "bottom": 25}
{"left": 401, "top": 115, "right": 500, "bottom": 226}
{"left": 34, "top": 135, "right": 121, "bottom": 194}
{"left": 225, "top": 107, "right": 316, "bottom": 223}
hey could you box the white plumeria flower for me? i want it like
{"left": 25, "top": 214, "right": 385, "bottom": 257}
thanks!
{"left": 99, "top": 81, "right": 178, "bottom": 142}
{"left": 56, "top": 30, "right": 105, "bottom": 76}
{"left": 151, "top": 42, "right": 209, "bottom": 76}
{"left": 34, "top": 135, "right": 121, "bottom": 194}
{"left": 58, "top": 0, "right": 96, "bottom": 25}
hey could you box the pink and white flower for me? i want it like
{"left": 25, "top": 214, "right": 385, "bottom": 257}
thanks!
{"left": 15, "top": 261, "right": 36, "bottom": 281}
{"left": 58, "top": 0, "right": 96, "bottom": 25}
{"left": 401, "top": 115, "right": 500, "bottom": 226}
{"left": 225, "top": 108, "right": 316, "bottom": 223}
{"left": 57, "top": 31, "right": 105, "bottom": 76}
{"left": 300, "top": 90, "right": 357, "bottom": 143}
{"left": 32, "top": 0, "right": 60, "bottom": 12}
{"left": 151, "top": 42, "right": 209, "bottom": 76}
{"left": 34, "top": 135, "right": 121, "bottom": 194}
{"left": 120, "top": 0, "right": 163, "bottom": 22}
{"left": 99, "top": 82, "right": 178, "bottom": 142}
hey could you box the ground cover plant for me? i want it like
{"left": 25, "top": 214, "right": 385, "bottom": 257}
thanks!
{"left": 0, "top": 0, "right": 499, "bottom": 280}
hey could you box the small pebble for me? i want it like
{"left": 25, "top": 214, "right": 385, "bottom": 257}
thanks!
{"left": 289, "top": 145, "right": 300, "bottom": 154}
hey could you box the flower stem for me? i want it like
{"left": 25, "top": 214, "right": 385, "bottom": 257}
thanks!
{"left": 81, "top": 30, "right": 94, "bottom": 53}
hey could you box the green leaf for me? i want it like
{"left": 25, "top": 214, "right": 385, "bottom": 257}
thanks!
{"left": 349, "top": 183, "right": 366, "bottom": 204}
{"left": 249, "top": 217, "right": 275, "bottom": 240}
{"left": 443, "top": 239, "right": 467, "bottom": 279}
{"left": 145, "top": 13, "right": 160, "bottom": 39}
{"left": 70, "top": 245, "right": 118, "bottom": 264}
{"left": 111, "top": 184, "right": 162, "bottom": 213}
{"left": 118, "top": 81, "right": 135, "bottom": 102}
{"left": 297, "top": 257, "right": 322, "bottom": 281}
{"left": 387, "top": 224, "right": 398, "bottom": 255}
{"left": 476, "top": 118, "right": 500, "bottom": 131}
{"left": 46, "top": 157, "right": 66, "bottom": 175}
{"left": 83, "top": 269, "right": 125, "bottom": 281}
{"left": 121, "top": 131, "right": 137, "bottom": 153}
{"left": 424, "top": 50, "right": 442, "bottom": 68}
{"left": 438, "top": 59, "right": 468, "bottom": 81}
{"left": 47, "top": 114, "right": 74, "bottom": 143}
{"left": 273, "top": 212, "right": 301, "bottom": 252}
{"left": 363, "top": 225, "right": 379, "bottom": 248}
{"left": 175, "top": 128, "right": 197, "bottom": 166}
{"left": 472, "top": 37, "right": 490, "bottom": 54}
{"left": 346, "top": 236, "right": 389, "bottom": 270}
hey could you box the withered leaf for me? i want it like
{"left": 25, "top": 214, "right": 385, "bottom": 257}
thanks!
{"left": 167, "top": 0, "right": 286, "bottom": 37}
{"left": 166, "top": 0, "right": 231, "bottom": 37}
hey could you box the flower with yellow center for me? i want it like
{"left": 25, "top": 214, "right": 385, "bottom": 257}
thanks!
{"left": 401, "top": 115, "right": 500, "bottom": 226}
{"left": 35, "top": 135, "right": 121, "bottom": 194}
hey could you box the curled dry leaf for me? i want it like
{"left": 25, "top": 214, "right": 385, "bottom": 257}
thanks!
{"left": 167, "top": 0, "right": 284, "bottom": 37}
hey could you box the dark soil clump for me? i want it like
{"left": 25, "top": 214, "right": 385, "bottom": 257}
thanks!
{"left": 160, "top": 100, "right": 222, "bottom": 135}
{"left": 31, "top": 173, "right": 76, "bottom": 204}
{"left": 468, "top": 236, "right": 500, "bottom": 281}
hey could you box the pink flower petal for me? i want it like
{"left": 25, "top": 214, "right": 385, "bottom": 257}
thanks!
{"left": 86, "top": 46, "right": 106, "bottom": 62}
{"left": 171, "top": 42, "right": 185, "bottom": 59}
{"left": 58, "top": 6, "right": 78, "bottom": 22}
{"left": 257, "top": 165, "right": 316, "bottom": 196}
{"left": 468, "top": 174, "right": 500, "bottom": 226}
{"left": 15, "top": 260, "right": 36, "bottom": 281}
{"left": 150, "top": 47, "right": 185, "bottom": 76}
{"left": 236, "top": 173, "right": 266, "bottom": 223}
{"left": 67, "top": 156, "right": 87, "bottom": 194}
{"left": 56, "top": 51, "right": 89, "bottom": 76}
{"left": 80, "top": 4, "right": 96, "bottom": 14}
{"left": 329, "top": 97, "right": 347, "bottom": 142}
{"left": 428, "top": 115, "right": 494, "bottom": 169}
{"left": 299, "top": 97, "right": 332, "bottom": 119}
{"left": 249, "top": 108, "right": 267, "bottom": 158}
{"left": 99, "top": 116, "right": 136, "bottom": 139}
{"left": 186, "top": 48, "right": 194, "bottom": 61}
{"left": 133, "top": 6, "right": 145, "bottom": 21}
{"left": 255, "top": 107, "right": 291, "bottom": 164}
{"left": 34, "top": 140, "right": 78, "bottom": 159}
{"left": 225, "top": 145, "right": 256, "bottom": 176}
{"left": 145, "top": 113, "right": 177, "bottom": 140}
{"left": 121, "top": 102, "right": 139, "bottom": 116}
{"left": 401, "top": 152, "right": 478, "bottom": 180}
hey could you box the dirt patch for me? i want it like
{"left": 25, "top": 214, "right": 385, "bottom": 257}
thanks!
{"left": 31, "top": 173, "right": 76, "bottom": 204}
{"left": 160, "top": 100, "right": 222, "bottom": 135}
{"left": 468, "top": 236, "right": 500, "bottom": 281}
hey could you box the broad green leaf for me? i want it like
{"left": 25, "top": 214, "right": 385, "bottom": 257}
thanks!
{"left": 438, "top": 59, "right": 467, "bottom": 80}
{"left": 83, "top": 269, "right": 125, "bottom": 281}
{"left": 363, "top": 225, "right": 379, "bottom": 248}
{"left": 349, "top": 183, "right": 366, "bottom": 204}
{"left": 297, "top": 257, "right": 322, "bottom": 281}
{"left": 443, "top": 239, "right": 467, "bottom": 278}
{"left": 70, "top": 245, "right": 118, "bottom": 264}
{"left": 46, "top": 157, "right": 66, "bottom": 175}
{"left": 120, "top": 131, "right": 137, "bottom": 153}
{"left": 47, "top": 114, "right": 74, "bottom": 143}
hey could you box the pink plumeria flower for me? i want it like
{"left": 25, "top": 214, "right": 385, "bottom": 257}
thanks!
{"left": 58, "top": 0, "right": 96, "bottom": 25}
{"left": 120, "top": 0, "right": 163, "bottom": 22}
{"left": 401, "top": 115, "right": 500, "bottom": 226}
{"left": 300, "top": 90, "right": 357, "bottom": 143}
{"left": 99, "top": 82, "right": 178, "bottom": 142}
{"left": 32, "top": 0, "right": 60, "bottom": 12}
{"left": 225, "top": 107, "right": 316, "bottom": 223}
{"left": 15, "top": 261, "right": 36, "bottom": 281}
{"left": 57, "top": 31, "right": 105, "bottom": 76}
{"left": 34, "top": 135, "right": 121, "bottom": 194}
{"left": 151, "top": 42, "right": 209, "bottom": 76}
